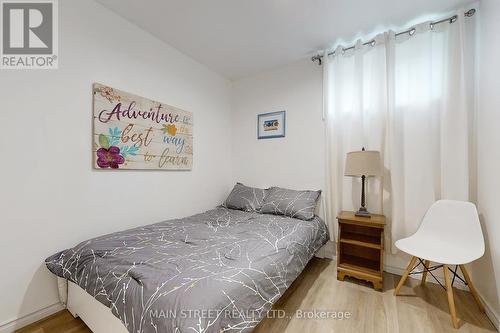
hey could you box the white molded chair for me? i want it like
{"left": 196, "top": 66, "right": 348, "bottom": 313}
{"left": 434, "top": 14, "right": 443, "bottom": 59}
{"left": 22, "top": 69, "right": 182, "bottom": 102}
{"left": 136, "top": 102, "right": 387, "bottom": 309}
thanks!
{"left": 393, "top": 200, "right": 485, "bottom": 329}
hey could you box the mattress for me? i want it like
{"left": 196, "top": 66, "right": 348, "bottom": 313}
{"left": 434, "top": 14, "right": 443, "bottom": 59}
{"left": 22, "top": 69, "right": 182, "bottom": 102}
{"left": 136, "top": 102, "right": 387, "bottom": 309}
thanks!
{"left": 46, "top": 207, "right": 328, "bottom": 333}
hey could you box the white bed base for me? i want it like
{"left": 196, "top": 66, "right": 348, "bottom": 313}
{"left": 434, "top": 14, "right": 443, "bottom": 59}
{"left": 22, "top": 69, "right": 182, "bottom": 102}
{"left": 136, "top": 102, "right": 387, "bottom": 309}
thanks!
{"left": 59, "top": 278, "right": 128, "bottom": 333}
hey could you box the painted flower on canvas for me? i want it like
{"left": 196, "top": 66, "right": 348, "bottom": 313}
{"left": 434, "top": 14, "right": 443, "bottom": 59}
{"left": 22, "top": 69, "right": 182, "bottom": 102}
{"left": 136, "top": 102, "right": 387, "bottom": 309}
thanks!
{"left": 162, "top": 124, "right": 177, "bottom": 136}
{"left": 99, "top": 86, "right": 121, "bottom": 103}
{"left": 96, "top": 146, "right": 125, "bottom": 169}
{"left": 95, "top": 130, "right": 138, "bottom": 169}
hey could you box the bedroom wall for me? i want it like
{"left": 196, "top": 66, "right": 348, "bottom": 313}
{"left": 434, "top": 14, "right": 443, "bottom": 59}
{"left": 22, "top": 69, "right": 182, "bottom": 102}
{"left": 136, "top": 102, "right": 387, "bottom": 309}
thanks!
{"left": 230, "top": 60, "right": 335, "bottom": 258}
{"left": 230, "top": 59, "right": 325, "bottom": 196}
{"left": 473, "top": 0, "right": 500, "bottom": 327}
{"left": 0, "top": 0, "right": 232, "bottom": 330}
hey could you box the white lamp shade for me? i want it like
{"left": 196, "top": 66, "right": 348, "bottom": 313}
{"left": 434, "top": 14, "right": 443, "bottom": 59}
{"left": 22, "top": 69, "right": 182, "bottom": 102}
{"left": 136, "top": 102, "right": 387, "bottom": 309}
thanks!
{"left": 344, "top": 150, "right": 381, "bottom": 177}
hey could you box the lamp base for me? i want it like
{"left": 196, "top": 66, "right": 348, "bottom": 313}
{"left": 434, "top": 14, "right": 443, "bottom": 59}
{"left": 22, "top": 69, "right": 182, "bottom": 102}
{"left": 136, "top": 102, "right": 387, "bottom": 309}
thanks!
{"left": 355, "top": 207, "right": 371, "bottom": 218}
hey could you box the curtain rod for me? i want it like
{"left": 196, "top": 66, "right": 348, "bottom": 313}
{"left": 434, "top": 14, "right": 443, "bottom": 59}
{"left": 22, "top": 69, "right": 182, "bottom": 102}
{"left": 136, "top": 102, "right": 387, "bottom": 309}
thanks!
{"left": 311, "top": 8, "right": 476, "bottom": 65}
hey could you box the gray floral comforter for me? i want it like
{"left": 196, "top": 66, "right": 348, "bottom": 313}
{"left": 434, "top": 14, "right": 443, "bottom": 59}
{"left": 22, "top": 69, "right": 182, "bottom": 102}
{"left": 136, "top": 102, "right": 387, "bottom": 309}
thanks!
{"left": 45, "top": 207, "right": 328, "bottom": 333}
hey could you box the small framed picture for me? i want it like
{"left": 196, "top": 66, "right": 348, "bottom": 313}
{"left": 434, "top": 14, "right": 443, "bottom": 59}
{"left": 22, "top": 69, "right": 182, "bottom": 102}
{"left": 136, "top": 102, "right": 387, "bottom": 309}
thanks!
{"left": 257, "top": 111, "right": 286, "bottom": 139}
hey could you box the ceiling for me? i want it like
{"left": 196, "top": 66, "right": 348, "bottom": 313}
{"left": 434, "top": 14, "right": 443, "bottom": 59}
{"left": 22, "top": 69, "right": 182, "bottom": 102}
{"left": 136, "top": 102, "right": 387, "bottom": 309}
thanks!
{"left": 97, "top": 0, "right": 473, "bottom": 80}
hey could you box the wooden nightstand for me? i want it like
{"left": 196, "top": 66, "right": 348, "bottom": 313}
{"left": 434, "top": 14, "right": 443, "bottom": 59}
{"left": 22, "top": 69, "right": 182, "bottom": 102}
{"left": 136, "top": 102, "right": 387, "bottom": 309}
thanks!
{"left": 336, "top": 211, "right": 386, "bottom": 290}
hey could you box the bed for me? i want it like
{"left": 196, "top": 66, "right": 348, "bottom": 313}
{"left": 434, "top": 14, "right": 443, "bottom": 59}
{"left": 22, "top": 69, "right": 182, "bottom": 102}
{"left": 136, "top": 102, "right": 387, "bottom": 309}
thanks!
{"left": 46, "top": 206, "right": 328, "bottom": 333}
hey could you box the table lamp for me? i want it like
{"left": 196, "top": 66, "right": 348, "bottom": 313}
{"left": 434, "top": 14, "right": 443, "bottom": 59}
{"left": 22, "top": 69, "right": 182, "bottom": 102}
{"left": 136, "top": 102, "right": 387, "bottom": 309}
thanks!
{"left": 344, "top": 148, "right": 381, "bottom": 217}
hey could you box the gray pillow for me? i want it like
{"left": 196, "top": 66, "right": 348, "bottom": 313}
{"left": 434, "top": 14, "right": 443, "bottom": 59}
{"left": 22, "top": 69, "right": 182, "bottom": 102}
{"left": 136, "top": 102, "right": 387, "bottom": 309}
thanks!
{"left": 223, "top": 183, "right": 267, "bottom": 212}
{"left": 260, "top": 187, "right": 321, "bottom": 220}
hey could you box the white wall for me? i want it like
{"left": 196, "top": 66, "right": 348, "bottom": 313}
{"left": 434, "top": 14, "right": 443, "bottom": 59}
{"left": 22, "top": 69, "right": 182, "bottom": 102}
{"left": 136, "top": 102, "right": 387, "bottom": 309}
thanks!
{"left": 473, "top": 0, "right": 500, "bottom": 326}
{"left": 231, "top": 59, "right": 325, "bottom": 192}
{"left": 0, "top": 0, "right": 232, "bottom": 328}
{"left": 230, "top": 60, "right": 335, "bottom": 259}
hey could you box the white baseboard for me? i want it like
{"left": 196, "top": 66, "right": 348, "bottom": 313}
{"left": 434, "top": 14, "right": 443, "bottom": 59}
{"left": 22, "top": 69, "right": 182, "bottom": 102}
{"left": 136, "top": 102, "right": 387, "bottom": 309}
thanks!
{"left": 315, "top": 241, "right": 335, "bottom": 259}
{"left": 0, "top": 303, "right": 64, "bottom": 333}
{"left": 478, "top": 293, "right": 500, "bottom": 331}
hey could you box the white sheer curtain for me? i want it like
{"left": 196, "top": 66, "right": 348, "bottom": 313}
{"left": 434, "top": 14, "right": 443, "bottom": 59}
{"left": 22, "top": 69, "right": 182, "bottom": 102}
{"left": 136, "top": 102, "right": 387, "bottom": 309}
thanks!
{"left": 323, "top": 9, "right": 476, "bottom": 253}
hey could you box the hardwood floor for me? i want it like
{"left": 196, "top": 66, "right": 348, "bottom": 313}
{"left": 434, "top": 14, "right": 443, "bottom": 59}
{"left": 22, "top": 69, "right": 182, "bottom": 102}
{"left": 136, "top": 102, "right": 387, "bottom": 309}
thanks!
{"left": 16, "top": 258, "right": 496, "bottom": 333}
{"left": 254, "top": 259, "right": 495, "bottom": 333}
{"left": 15, "top": 310, "right": 91, "bottom": 333}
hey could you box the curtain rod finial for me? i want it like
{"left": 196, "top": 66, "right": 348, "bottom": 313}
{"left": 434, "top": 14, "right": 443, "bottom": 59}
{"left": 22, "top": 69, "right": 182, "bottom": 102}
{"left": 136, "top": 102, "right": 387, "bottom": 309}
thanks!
{"left": 311, "top": 54, "right": 322, "bottom": 65}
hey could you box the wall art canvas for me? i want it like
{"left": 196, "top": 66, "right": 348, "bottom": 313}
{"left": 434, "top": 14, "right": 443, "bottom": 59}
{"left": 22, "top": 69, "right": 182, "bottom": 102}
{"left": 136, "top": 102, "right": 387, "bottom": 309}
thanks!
{"left": 93, "top": 83, "right": 193, "bottom": 170}
{"left": 257, "top": 110, "right": 285, "bottom": 139}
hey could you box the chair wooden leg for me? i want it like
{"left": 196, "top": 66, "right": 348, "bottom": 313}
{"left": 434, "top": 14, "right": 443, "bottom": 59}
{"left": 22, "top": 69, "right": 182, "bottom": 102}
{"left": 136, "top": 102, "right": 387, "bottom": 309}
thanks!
{"left": 459, "top": 264, "right": 485, "bottom": 313}
{"left": 421, "top": 260, "right": 430, "bottom": 285}
{"left": 394, "top": 256, "right": 417, "bottom": 296}
{"left": 443, "top": 264, "right": 460, "bottom": 329}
